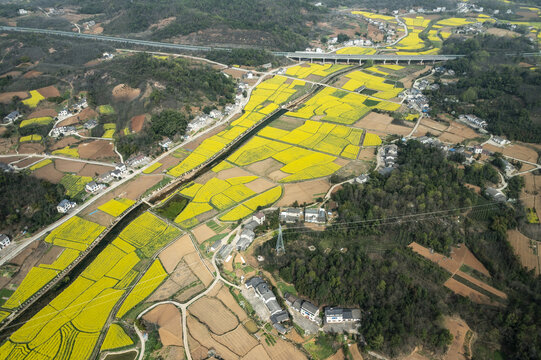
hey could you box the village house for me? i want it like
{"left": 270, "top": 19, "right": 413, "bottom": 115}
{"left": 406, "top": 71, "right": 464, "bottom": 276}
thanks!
{"left": 3, "top": 111, "right": 21, "bottom": 124}
{"left": 492, "top": 136, "right": 510, "bottom": 146}
{"left": 0, "top": 234, "right": 10, "bottom": 249}
{"left": 252, "top": 212, "right": 265, "bottom": 225}
{"left": 324, "top": 307, "right": 361, "bottom": 324}
{"left": 159, "top": 137, "right": 173, "bottom": 150}
{"left": 98, "top": 171, "right": 114, "bottom": 183}
{"left": 280, "top": 208, "right": 303, "bottom": 223}
{"left": 208, "top": 237, "right": 223, "bottom": 253}
{"left": 246, "top": 277, "right": 289, "bottom": 327}
{"left": 84, "top": 119, "right": 98, "bottom": 130}
{"left": 485, "top": 187, "right": 507, "bottom": 202}
{"left": 85, "top": 181, "right": 104, "bottom": 193}
{"left": 284, "top": 293, "right": 320, "bottom": 321}
{"left": 304, "top": 208, "right": 326, "bottom": 224}
{"left": 57, "top": 108, "right": 71, "bottom": 120}
{"left": 57, "top": 199, "right": 76, "bottom": 213}
{"left": 126, "top": 154, "right": 150, "bottom": 168}
{"left": 236, "top": 229, "right": 255, "bottom": 251}
{"left": 217, "top": 244, "right": 233, "bottom": 260}
{"left": 50, "top": 126, "right": 76, "bottom": 138}
{"left": 355, "top": 174, "right": 369, "bottom": 184}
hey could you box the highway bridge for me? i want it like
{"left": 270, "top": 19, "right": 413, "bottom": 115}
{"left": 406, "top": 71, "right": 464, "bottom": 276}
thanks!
{"left": 276, "top": 52, "right": 465, "bottom": 64}
{"left": 0, "top": 26, "right": 464, "bottom": 63}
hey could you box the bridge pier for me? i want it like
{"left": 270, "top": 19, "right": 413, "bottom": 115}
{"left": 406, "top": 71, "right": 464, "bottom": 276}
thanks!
{"left": 396, "top": 60, "right": 399, "bottom": 65}
{"left": 347, "top": 59, "right": 350, "bottom": 64}
{"left": 359, "top": 60, "right": 362, "bottom": 65}
{"left": 383, "top": 60, "right": 386, "bottom": 64}
{"left": 408, "top": 60, "right": 411, "bottom": 65}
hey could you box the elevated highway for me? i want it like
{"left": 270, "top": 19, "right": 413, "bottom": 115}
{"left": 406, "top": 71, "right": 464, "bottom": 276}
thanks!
{"left": 1, "top": 26, "right": 463, "bottom": 63}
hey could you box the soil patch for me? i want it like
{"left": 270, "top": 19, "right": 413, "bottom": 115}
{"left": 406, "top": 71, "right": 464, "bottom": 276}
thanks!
{"left": 486, "top": 28, "right": 520, "bottom": 37}
{"left": 354, "top": 112, "right": 412, "bottom": 136}
{"left": 23, "top": 71, "right": 42, "bottom": 79}
{"left": 246, "top": 158, "right": 283, "bottom": 177}
{"left": 507, "top": 229, "right": 540, "bottom": 276}
{"left": 192, "top": 224, "right": 217, "bottom": 244}
{"left": 262, "top": 335, "right": 306, "bottom": 360}
{"left": 216, "top": 167, "right": 253, "bottom": 180}
{"left": 277, "top": 179, "right": 329, "bottom": 206}
{"left": 0, "top": 71, "right": 22, "bottom": 78}
{"left": 0, "top": 91, "right": 29, "bottom": 103}
{"left": 18, "top": 143, "right": 45, "bottom": 154}
{"left": 159, "top": 234, "right": 196, "bottom": 273}
{"left": 401, "top": 65, "right": 431, "bottom": 88}
{"left": 15, "top": 157, "right": 40, "bottom": 168}
{"left": 51, "top": 136, "right": 80, "bottom": 151}
{"left": 244, "top": 177, "right": 275, "bottom": 193}
{"left": 183, "top": 252, "right": 213, "bottom": 286}
{"left": 212, "top": 325, "right": 258, "bottom": 356}
{"left": 244, "top": 345, "right": 271, "bottom": 360}
{"left": 78, "top": 140, "right": 117, "bottom": 160}
{"left": 143, "top": 303, "right": 183, "bottom": 347}
{"left": 112, "top": 84, "right": 141, "bottom": 102}
{"left": 77, "top": 163, "right": 114, "bottom": 177}
{"left": 54, "top": 159, "right": 85, "bottom": 173}
{"left": 189, "top": 297, "right": 238, "bottom": 335}
{"left": 503, "top": 144, "right": 538, "bottom": 163}
{"left": 130, "top": 114, "right": 147, "bottom": 133}
{"left": 28, "top": 108, "right": 57, "bottom": 118}
{"left": 184, "top": 123, "right": 228, "bottom": 151}
{"left": 32, "top": 163, "right": 64, "bottom": 183}
{"left": 215, "top": 286, "right": 248, "bottom": 322}
{"left": 36, "top": 86, "right": 60, "bottom": 98}
{"left": 116, "top": 175, "right": 165, "bottom": 200}
{"left": 186, "top": 315, "right": 239, "bottom": 359}
{"left": 443, "top": 278, "right": 494, "bottom": 306}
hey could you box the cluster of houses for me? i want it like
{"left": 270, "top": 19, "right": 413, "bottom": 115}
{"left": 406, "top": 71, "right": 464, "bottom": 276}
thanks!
{"left": 57, "top": 199, "right": 76, "bottom": 213}
{"left": 57, "top": 97, "right": 88, "bottom": 122}
{"left": 246, "top": 277, "right": 361, "bottom": 334}
{"left": 99, "top": 163, "right": 129, "bottom": 183}
{"left": 49, "top": 125, "right": 77, "bottom": 138}
{"left": 236, "top": 212, "right": 265, "bottom": 251}
{"left": 0, "top": 234, "right": 11, "bottom": 250}
{"left": 458, "top": 114, "right": 487, "bottom": 130}
{"left": 456, "top": 22, "right": 485, "bottom": 36}
{"left": 403, "top": 88, "right": 430, "bottom": 113}
{"left": 279, "top": 207, "right": 327, "bottom": 224}
{"left": 378, "top": 144, "right": 398, "bottom": 176}
{"left": 245, "top": 276, "right": 290, "bottom": 334}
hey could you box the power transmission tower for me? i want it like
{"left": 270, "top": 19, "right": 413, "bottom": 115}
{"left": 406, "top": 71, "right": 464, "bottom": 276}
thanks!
{"left": 276, "top": 224, "right": 285, "bottom": 255}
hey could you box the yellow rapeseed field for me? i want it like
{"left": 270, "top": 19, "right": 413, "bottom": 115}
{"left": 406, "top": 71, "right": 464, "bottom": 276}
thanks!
{"left": 22, "top": 90, "right": 45, "bottom": 108}
{"left": 29, "top": 159, "right": 51, "bottom": 170}
{"left": 3, "top": 267, "right": 59, "bottom": 309}
{"left": 179, "top": 182, "right": 203, "bottom": 198}
{"left": 116, "top": 259, "right": 168, "bottom": 318}
{"left": 363, "top": 133, "right": 383, "bottom": 146}
{"left": 101, "top": 324, "right": 134, "bottom": 351}
{"left": 52, "top": 146, "right": 79, "bottom": 158}
{"left": 98, "top": 198, "right": 136, "bottom": 217}
{"left": 220, "top": 186, "right": 282, "bottom": 221}
{"left": 19, "top": 116, "right": 53, "bottom": 128}
{"left": 142, "top": 162, "right": 162, "bottom": 174}
{"left": 19, "top": 134, "right": 42, "bottom": 142}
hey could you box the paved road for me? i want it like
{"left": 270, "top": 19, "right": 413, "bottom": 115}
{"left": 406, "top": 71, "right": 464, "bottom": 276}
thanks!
{"left": 0, "top": 67, "right": 259, "bottom": 267}
{"left": 0, "top": 153, "right": 116, "bottom": 169}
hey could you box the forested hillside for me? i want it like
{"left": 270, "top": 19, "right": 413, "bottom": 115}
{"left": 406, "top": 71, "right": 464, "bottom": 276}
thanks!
{"left": 258, "top": 141, "right": 541, "bottom": 359}
{"left": 429, "top": 35, "right": 541, "bottom": 143}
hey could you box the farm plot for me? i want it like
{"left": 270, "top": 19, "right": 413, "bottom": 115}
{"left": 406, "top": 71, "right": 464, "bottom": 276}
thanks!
{"left": 220, "top": 186, "right": 282, "bottom": 221}
{"left": 21, "top": 90, "right": 45, "bottom": 108}
{"left": 100, "top": 324, "right": 134, "bottom": 351}
{"left": 286, "top": 87, "right": 399, "bottom": 125}
{"left": 342, "top": 70, "right": 404, "bottom": 100}
{"left": 228, "top": 135, "right": 344, "bottom": 183}
{"left": 19, "top": 135, "right": 42, "bottom": 143}
{"left": 286, "top": 63, "right": 350, "bottom": 79}
{"left": 142, "top": 304, "right": 183, "bottom": 347}
{"left": 258, "top": 119, "right": 363, "bottom": 158}
{"left": 60, "top": 174, "right": 92, "bottom": 198}
{"left": 19, "top": 116, "right": 54, "bottom": 128}
{"left": 98, "top": 198, "right": 136, "bottom": 217}
{"left": 52, "top": 146, "right": 80, "bottom": 158}
{"left": 168, "top": 76, "right": 307, "bottom": 177}
{"left": 507, "top": 230, "right": 540, "bottom": 275}
{"left": 174, "top": 176, "right": 260, "bottom": 227}
{"left": 0, "top": 211, "right": 180, "bottom": 359}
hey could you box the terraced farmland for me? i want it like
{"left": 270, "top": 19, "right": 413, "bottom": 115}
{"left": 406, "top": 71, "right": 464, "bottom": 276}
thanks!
{"left": 167, "top": 76, "right": 307, "bottom": 177}
{"left": 0, "top": 211, "right": 180, "bottom": 359}
{"left": 2, "top": 217, "right": 105, "bottom": 309}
